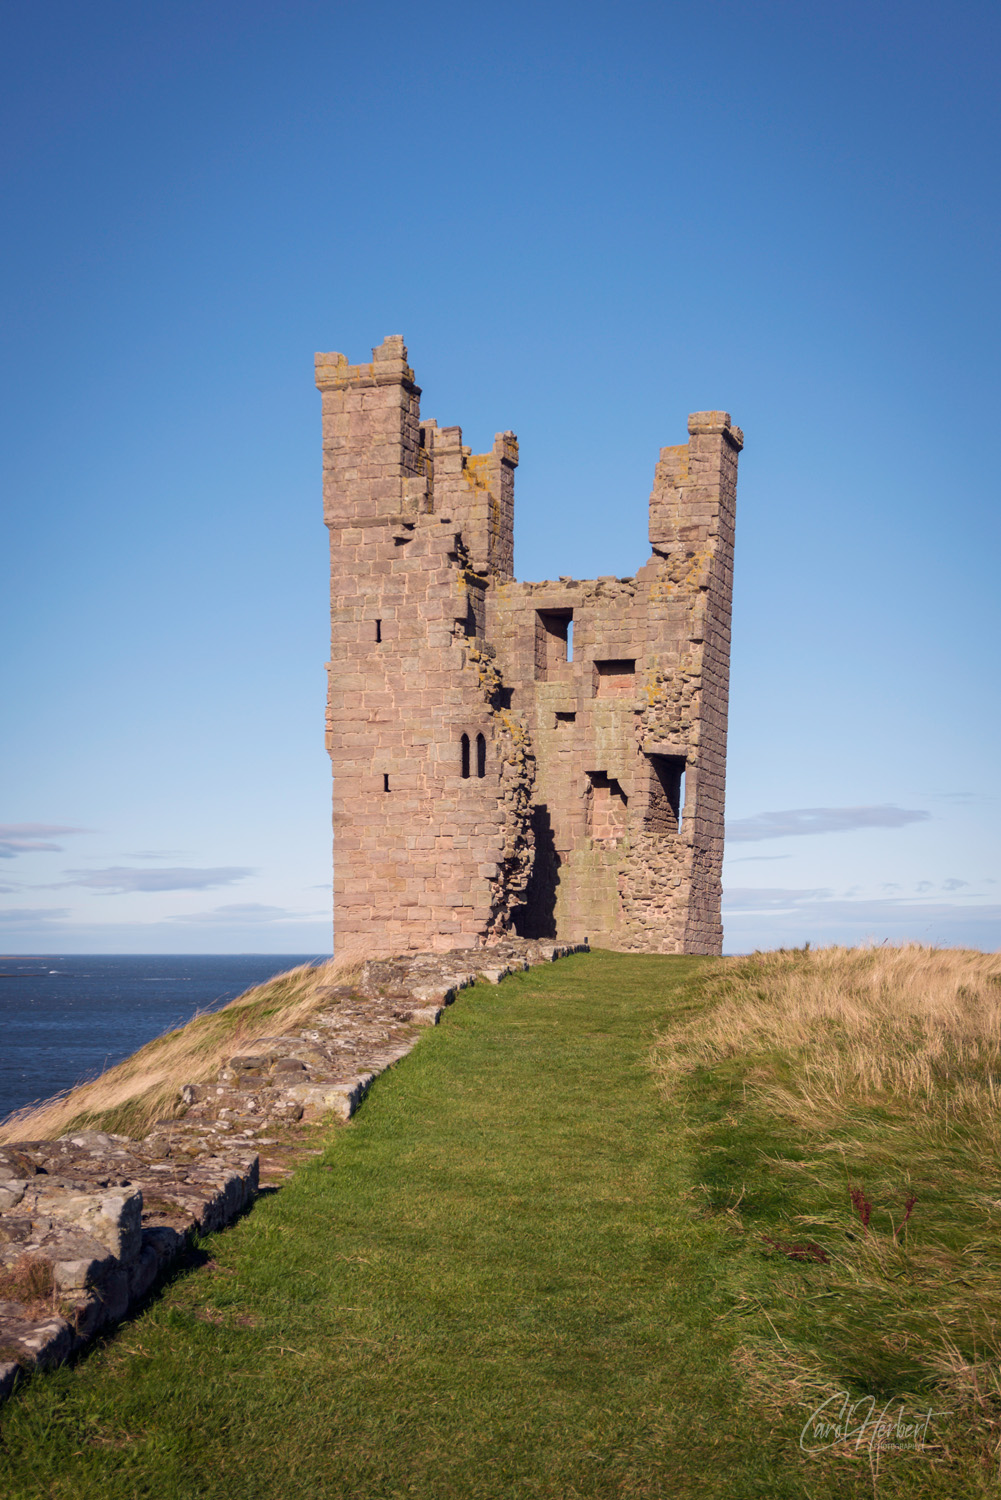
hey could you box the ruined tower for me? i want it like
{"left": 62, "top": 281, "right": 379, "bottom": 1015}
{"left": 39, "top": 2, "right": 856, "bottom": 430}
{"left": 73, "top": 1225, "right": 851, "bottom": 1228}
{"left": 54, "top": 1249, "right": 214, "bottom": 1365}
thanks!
{"left": 316, "top": 336, "right": 741, "bottom": 957}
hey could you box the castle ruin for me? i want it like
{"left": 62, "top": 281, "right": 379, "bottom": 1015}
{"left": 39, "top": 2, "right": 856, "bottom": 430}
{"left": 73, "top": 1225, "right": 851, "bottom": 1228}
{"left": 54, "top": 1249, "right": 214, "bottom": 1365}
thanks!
{"left": 316, "top": 337, "right": 741, "bottom": 957}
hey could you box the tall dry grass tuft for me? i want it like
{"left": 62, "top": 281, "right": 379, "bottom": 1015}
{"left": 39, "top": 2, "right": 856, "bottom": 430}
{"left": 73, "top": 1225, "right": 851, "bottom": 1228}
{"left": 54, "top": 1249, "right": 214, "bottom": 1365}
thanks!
{"left": 656, "top": 944, "right": 1001, "bottom": 1455}
{"left": 655, "top": 944, "right": 1001, "bottom": 1124}
{"left": 0, "top": 956, "right": 362, "bottom": 1145}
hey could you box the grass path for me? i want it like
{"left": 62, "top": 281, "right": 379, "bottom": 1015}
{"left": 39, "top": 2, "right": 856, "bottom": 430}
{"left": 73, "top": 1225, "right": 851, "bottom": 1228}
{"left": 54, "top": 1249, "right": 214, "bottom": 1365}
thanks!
{"left": 0, "top": 953, "right": 903, "bottom": 1497}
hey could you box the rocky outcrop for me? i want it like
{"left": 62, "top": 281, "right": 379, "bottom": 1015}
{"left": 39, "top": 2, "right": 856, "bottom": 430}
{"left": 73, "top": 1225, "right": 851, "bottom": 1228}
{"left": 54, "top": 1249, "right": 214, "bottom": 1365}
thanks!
{"left": 0, "top": 938, "right": 584, "bottom": 1406}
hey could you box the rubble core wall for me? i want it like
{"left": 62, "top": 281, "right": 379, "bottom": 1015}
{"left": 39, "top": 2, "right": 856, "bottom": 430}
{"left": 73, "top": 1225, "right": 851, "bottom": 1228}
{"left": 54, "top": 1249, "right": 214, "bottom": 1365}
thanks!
{"left": 317, "top": 337, "right": 741, "bottom": 958}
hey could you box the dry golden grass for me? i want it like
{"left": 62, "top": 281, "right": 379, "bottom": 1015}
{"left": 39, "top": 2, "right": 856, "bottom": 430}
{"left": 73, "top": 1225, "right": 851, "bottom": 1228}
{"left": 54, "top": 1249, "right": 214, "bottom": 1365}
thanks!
{"left": 655, "top": 943, "right": 1001, "bottom": 1122}
{"left": 0, "top": 1254, "right": 57, "bottom": 1319}
{"left": 655, "top": 942, "right": 1001, "bottom": 1471}
{"left": 0, "top": 956, "right": 362, "bottom": 1145}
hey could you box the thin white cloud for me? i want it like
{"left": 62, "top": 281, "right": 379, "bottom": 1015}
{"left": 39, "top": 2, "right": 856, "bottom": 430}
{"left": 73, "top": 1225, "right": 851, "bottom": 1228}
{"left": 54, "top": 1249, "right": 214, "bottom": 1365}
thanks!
{"left": 726, "top": 854, "right": 791, "bottom": 863}
{"left": 723, "top": 887, "right": 1001, "bottom": 921}
{"left": 53, "top": 866, "right": 254, "bottom": 894}
{"left": 723, "top": 887, "right": 834, "bottom": 912}
{"left": 166, "top": 902, "right": 323, "bottom": 926}
{"left": 0, "top": 824, "right": 90, "bottom": 858}
{"left": 0, "top": 906, "right": 71, "bottom": 925}
{"left": 0, "top": 824, "right": 88, "bottom": 837}
{"left": 122, "top": 850, "right": 186, "bottom": 860}
{"left": 726, "top": 805, "right": 931, "bottom": 843}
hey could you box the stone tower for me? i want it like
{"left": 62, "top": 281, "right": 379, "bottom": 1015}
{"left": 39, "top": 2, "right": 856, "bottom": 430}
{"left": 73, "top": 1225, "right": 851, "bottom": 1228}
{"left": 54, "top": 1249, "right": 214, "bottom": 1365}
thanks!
{"left": 316, "top": 336, "right": 741, "bottom": 957}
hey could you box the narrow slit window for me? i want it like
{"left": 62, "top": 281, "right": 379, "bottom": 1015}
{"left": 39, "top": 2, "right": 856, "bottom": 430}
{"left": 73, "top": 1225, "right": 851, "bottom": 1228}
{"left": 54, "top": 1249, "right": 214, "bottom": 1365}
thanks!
{"left": 460, "top": 734, "right": 470, "bottom": 779}
{"left": 383, "top": 774, "right": 391, "bottom": 793}
{"left": 476, "top": 733, "right": 487, "bottom": 778}
{"left": 375, "top": 619, "right": 382, "bottom": 643}
{"left": 566, "top": 619, "right": 574, "bottom": 661}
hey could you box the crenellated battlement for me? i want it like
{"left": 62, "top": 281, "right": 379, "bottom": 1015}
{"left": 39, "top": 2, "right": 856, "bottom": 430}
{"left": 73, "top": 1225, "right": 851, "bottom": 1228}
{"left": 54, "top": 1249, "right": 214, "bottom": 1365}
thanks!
{"left": 316, "top": 338, "right": 518, "bottom": 578}
{"left": 314, "top": 334, "right": 419, "bottom": 392}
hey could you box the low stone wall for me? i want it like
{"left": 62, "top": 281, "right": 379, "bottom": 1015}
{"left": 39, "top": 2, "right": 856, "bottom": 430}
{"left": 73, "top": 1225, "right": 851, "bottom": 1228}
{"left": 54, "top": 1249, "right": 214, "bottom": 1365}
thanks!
{"left": 0, "top": 938, "right": 584, "bottom": 1406}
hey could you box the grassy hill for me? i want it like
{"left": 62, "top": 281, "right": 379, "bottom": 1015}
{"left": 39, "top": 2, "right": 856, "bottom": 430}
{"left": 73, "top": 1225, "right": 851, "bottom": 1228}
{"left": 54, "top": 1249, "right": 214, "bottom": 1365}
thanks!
{"left": 1, "top": 946, "right": 999, "bottom": 1498}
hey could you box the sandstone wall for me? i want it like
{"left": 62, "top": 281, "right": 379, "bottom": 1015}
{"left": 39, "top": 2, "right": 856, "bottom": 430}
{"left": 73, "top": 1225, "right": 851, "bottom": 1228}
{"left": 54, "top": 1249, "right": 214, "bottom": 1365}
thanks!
{"left": 317, "top": 338, "right": 741, "bottom": 957}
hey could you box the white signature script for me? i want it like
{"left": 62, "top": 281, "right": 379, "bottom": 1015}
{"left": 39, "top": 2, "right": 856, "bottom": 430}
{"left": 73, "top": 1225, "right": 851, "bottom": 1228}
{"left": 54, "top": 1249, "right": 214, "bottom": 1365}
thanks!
{"left": 800, "top": 1391, "right": 951, "bottom": 1454}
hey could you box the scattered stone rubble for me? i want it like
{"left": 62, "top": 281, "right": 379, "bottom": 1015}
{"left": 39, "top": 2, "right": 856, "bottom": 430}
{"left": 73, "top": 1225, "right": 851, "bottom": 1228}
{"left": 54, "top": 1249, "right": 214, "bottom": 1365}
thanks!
{"left": 0, "top": 938, "right": 584, "bottom": 1406}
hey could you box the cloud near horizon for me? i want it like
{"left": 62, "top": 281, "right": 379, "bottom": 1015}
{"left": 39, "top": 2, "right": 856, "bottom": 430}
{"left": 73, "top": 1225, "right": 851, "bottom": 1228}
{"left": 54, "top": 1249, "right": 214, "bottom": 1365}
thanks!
{"left": 122, "top": 850, "right": 186, "bottom": 861}
{"left": 0, "top": 824, "right": 90, "bottom": 858}
{"left": 723, "top": 886, "right": 997, "bottom": 918}
{"left": 166, "top": 903, "right": 324, "bottom": 925}
{"left": 0, "top": 906, "right": 71, "bottom": 925}
{"left": 52, "top": 866, "right": 255, "bottom": 894}
{"left": 720, "top": 888, "right": 1001, "bottom": 953}
{"left": 726, "top": 805, "right": 931, "bottom": 843}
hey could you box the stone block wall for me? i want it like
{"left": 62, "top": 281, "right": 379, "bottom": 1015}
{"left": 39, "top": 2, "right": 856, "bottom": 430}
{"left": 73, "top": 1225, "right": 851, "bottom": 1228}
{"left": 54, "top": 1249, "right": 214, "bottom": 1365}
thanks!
{"left": 317, "top": 337, "right": 741, "bottom": 957}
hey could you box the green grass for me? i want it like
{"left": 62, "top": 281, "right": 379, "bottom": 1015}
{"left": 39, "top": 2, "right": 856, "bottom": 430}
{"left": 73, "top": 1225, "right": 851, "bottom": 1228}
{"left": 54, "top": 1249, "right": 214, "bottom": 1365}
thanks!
{"left": 0, "top": 950, "right": 996, "bottom": 1497}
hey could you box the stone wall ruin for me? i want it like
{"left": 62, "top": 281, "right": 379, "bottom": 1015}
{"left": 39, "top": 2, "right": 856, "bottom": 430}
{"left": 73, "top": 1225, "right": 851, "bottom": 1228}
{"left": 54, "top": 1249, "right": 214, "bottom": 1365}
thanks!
{"left": 316, "top": 337, "right": 742, "bottom": 956}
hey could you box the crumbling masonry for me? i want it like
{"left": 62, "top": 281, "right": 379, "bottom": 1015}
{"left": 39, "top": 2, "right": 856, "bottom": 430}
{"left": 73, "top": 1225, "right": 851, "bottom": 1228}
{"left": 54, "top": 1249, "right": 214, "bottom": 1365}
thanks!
{"left": 316, "top": 337, "right": 742, "bottom": 957}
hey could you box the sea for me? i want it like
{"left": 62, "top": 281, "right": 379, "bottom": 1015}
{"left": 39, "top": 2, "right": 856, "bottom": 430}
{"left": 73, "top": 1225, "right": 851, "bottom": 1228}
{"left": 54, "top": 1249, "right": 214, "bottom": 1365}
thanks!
{"left": 0, "top": 954, "right": 327, "bottom": 1126}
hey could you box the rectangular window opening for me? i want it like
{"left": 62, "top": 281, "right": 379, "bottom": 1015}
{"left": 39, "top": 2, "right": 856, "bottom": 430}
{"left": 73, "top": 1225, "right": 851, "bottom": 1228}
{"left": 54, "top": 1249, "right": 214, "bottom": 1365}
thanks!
{"left": 383, "top": 773, "right": 391, "bottom": 793}
{"left": 593, "top": 659, "right": 636, "bottom": 698}
{"left": 375, "top": 618, "right": 382, "bottom": 643}
{"left": 587, "top": 771, "right": 628, "bottom": 844}
{"left": 555, "top": 711, "right": 576, "bottom": 728}
{"left": 644, "top": 754, "right": 685, "bottom": 834}
{"left": 534, "top": 609, "right": 573, "bottom": 680}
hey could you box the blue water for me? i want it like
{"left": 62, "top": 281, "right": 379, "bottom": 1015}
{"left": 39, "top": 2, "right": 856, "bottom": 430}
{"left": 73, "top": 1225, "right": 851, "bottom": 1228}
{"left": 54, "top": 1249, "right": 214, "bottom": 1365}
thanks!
{"left": 0, "top": 955, "right": 327, "bottom": 1125}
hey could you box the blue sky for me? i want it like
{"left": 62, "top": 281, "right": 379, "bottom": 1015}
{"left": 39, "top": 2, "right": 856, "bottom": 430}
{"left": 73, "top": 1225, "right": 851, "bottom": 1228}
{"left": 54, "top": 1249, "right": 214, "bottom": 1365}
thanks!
{"left": 1, "top": 0, "right": 998, "bottom": 954}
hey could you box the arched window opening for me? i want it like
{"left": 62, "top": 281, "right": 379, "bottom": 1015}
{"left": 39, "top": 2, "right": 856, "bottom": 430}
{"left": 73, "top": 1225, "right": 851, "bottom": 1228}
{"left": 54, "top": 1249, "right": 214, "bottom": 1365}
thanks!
{"left": 476, "top": 733, "right": 487, "bottom": 779}
{"left": 460, "top": 734, "right": 470, "bottom": 779}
